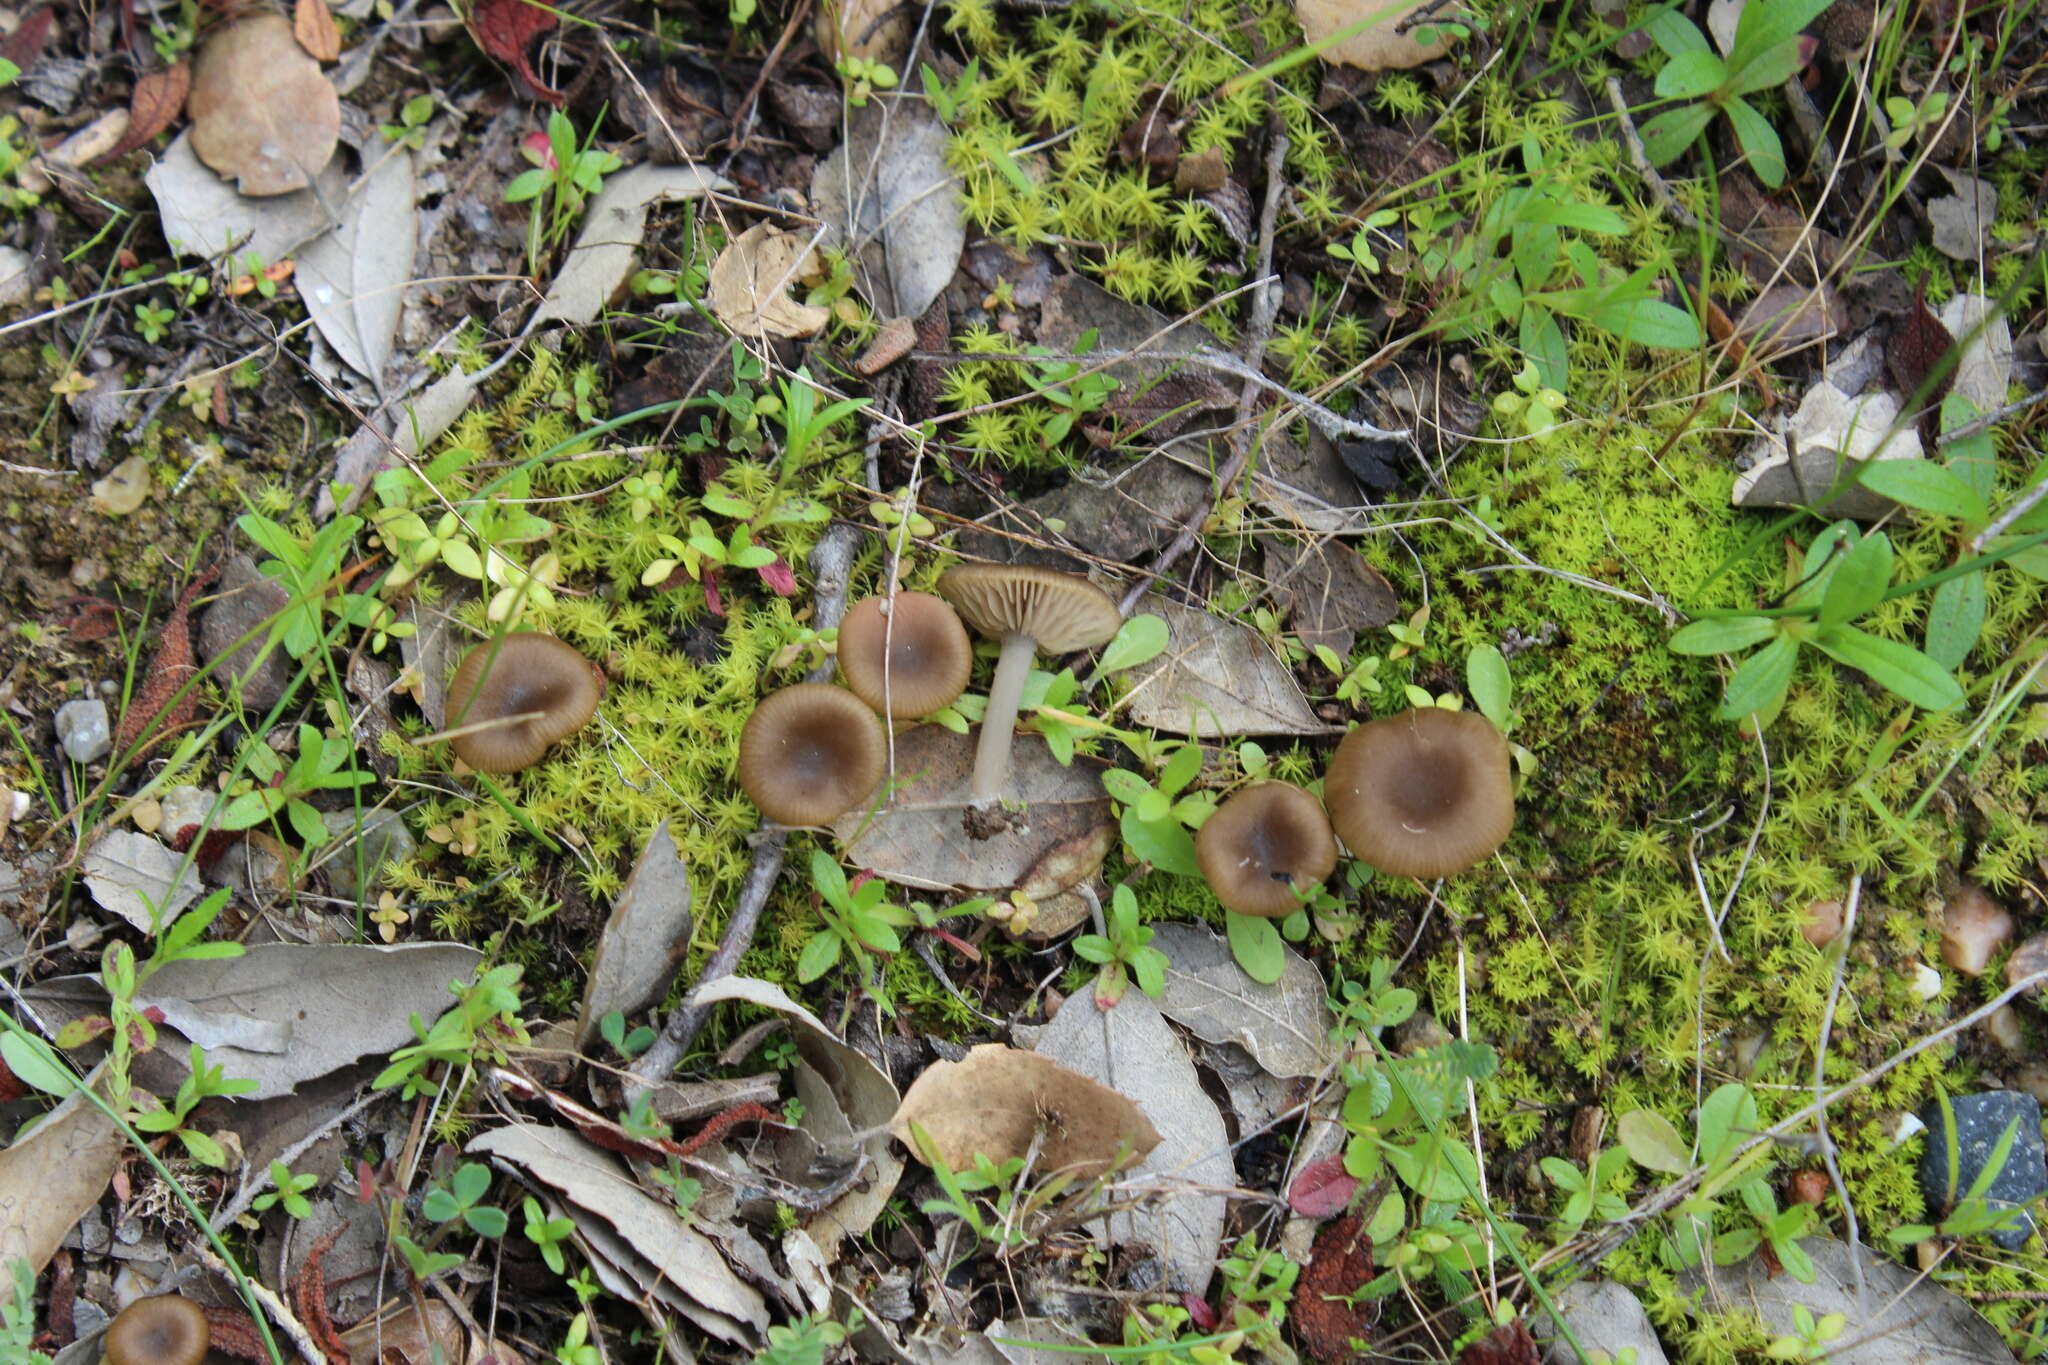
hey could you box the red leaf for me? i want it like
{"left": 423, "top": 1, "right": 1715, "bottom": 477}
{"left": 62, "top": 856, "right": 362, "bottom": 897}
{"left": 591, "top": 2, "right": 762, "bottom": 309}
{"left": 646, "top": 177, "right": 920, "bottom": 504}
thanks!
{"left": 1459, "top": 1319, "right": 1540, "bottom": 1365}
{"left": 468, "top": 0, "right": 563, "bottom": 105}
{"left": 1, "top": 7, "right": 53, "bottom": 71}
{"left": 1291, "top": 1213, "right": 1379, "bottom": 1363}
{"left": 701, "top": 569, "right": 725, "bottom": 618}
{"left": 757, "top": 556, "right": 798, "bottom": 597}
{"left": 98, "top": 61, "right": 192, "bottom": 163}
{"left": 1288, "top": 1155, "right": 1359, "bottom": 1219}
{"left": 1182, "top": 1293, "right": 1216, "bottom": 1331}
{"left": 1886, "top": 279, "right": 1954, "bottom": 413}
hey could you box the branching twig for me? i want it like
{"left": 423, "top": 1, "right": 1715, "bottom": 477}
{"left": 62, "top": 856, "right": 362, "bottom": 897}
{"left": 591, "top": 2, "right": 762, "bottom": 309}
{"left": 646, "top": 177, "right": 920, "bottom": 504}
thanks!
{"left": 628, "top": 523, "right": 862, "bottom": 1091}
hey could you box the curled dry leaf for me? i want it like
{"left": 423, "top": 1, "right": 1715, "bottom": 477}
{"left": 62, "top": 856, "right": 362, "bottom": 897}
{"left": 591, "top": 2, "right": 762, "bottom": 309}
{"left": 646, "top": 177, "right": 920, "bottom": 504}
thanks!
{"left": 708, "top": 223, "right": 829, "bottom": 338}
{"left": 890, "top": 1043, "right": 1160, "bottom": 1179}
{"left": 0, "top": 1070, "right": 124, "bottom": 1275}
{"left": 810, "top": 98, "right": 965, "bottom": 320}
{"left": 575, "top": 820, "right": 693, "bottom": 1050}
{"left": 297, "top": 148, "right": 415, "bottom": 393}
{"left": 293, "top": 0, "right": 341, "bottom": 62}
{"left": 187, "top": 13, "right": 340, "bottom": 195}
{"left": 469, "top": 0, "right": 563, "bottom": 105}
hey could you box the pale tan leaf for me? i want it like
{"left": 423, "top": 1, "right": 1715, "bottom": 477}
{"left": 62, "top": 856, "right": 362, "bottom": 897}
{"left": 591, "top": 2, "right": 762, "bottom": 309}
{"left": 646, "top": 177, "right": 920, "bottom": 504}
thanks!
{"left": 187, "top": 13, "right": 340, "bottom": 196}
{"left": 1292, "top": 0, "right": 1460, "bottom": 71}
{"left": 1118, "top": 597, "right": 1326, "bottom": 736}
{"left": 0, "top": 1070, "right": 123, "bottom": 1275}
{"left": 293, "top": 0, "right": 342, "bottom": 62}
{"left": 707, "top": 223, "right": 829, "bottom": 339}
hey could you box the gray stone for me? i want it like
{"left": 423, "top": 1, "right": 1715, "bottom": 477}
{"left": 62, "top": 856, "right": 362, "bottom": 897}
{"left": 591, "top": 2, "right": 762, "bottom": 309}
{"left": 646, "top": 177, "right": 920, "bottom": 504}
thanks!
{"left": 54, "top": 699, "right": 111, "bottom": 763}
{"left": 1531, "top": 1278, "right": 1670, "bottom": 1365}
{"left": 1918, "top": 1090, "right": 2045, "bottom": 1250}
{"left": 0, "top": 246, "right": 32, "bottom": 309}
{"left": 316, "top": 807, "right": 417, "bottom": 899}
{"left": 200, "top": 555, "right": 293, "bottom": 713}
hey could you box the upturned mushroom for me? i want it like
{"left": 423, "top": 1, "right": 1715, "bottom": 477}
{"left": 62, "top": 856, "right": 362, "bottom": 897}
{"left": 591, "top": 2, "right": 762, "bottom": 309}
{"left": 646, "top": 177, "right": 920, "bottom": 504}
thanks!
{"left": 1323, "top": 707, "right": 1513, "bottom": 878}
{"left": 444, "top": 632, "right": 603, "bottom": 773}
{"left": 738, "top": 682, "right": 888, "bottom": 826}
{"left": 104, "top": 1295, "right": 209, "bottom": 1365}
{"left": 1195, "top": 781, "right": 1338, "bottom": 917}
{"left": 837, "top": 591, "right": 972, "bottom": 718}
{"left": 937, "top": 565, "right": 1122, "bottom": 831}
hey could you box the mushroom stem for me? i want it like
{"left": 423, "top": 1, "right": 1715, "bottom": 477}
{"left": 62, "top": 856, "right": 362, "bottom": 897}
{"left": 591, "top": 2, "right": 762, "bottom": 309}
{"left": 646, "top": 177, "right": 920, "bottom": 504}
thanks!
{"left": 971, "top": 631, "right": 1038, "bottom": 807}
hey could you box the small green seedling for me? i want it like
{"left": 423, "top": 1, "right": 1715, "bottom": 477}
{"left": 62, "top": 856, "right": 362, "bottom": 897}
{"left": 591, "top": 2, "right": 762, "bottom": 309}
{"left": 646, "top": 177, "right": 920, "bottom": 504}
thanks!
{"left": 798, "top": 851, "right": 912, "bottom": 986}
{"left": 381, "top": 92, "right": 436, "bottom": 150}
{"left": 217, "top": 723, "right": 375, "bottom": 849}
{"left": 599, "top": 1009, "right": 655, "bottom": 1059}
{"left": 251, "top": 1161, "right": 318, "bottom": 1219}
{"left": 522, "top": 1196, "right": 577, "bottom": 1274}
{"left": 1638, "top": 0, "right": 1834, "bottom": 187}
{"left": 423, "top": 1161, "right": 509, "bottom": 1238}
{"left": 1072, "top": 883, "right": 1169, "bottom": 1007}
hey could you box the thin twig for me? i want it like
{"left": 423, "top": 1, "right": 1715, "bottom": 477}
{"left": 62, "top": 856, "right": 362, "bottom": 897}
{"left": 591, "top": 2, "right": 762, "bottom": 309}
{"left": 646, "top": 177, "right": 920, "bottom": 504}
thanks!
{"left": 188, "top": 1241, "right": 331, "bottom": 1365}
{"left": 1605, "top": 77, "right": 1697, "bottom": 231}
{"left": 1814, "top": 874, "right": 1866, "bottom": 1305}
{"left": 628, "top": 523, "right": 862, "bottom": 1091}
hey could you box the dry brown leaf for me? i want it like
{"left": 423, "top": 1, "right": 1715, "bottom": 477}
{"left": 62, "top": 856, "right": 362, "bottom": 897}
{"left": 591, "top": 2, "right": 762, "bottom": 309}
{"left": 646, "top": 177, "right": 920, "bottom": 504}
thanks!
{"left": 0, "top": 1072, "right": 124, "bottom": 1275}
{"left": 1293, "top": 0, "right": 1459, "bottom": 71}
{"left": 293, "top": 0, "right": 341, "bottom": 62}
{"left": 890, "top": 1043, "right": 1161, "bottom": 1179}
{"left": 187, "top": 13, "right": 340, "bottom": 196}
{"left": 708, "top": 223, "right": 829, "bottom": 338}
{"left": 98, "top": 61, "right": 191, "bottom": 164}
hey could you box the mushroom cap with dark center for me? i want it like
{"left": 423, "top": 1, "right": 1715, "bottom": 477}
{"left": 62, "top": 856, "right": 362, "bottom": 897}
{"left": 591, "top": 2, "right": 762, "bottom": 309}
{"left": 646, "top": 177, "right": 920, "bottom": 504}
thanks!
{"left": 837, "top": 592, "right": 973, "bottom": 718}
{"left": 1323, "top": 707, "right": 1513, "bottom": 878}
{"left": 738, "top": 683, "right": 888, "bottom": 826}
{"left": 936, "top": 564, "right": 1123, "bottom": 653}
{"left": 105, "top": 1295, "right": 209, "bottom": 1365}
{"left": 1195, "top": 781, "right": 1338, "bottom": 918}
{"left": 445, "top": 632, "right": 603, "bottom": 773}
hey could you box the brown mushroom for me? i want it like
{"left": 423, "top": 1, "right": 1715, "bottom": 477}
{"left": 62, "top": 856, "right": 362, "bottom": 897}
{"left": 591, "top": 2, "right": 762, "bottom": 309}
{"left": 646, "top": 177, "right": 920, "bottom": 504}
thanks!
{"left": 445, "top": 632, "right": 602, "bottom": 773}
{"left": 1195, "top": 781, "right": 1338, "bottom": 917}
{"left": 738, "top": 682, "right": 887, "bottom": 825}
{"left": 1323, "top": 707, "right": 1513, "bottom": 878}
{"left": 837, "top": 592, "right": 973, "bottom": 718}
{"left": 104, "top": 1295, "right": 209, "bottom": 1365}
{"left": 936, "top": 565, "right": 1122, "bottom": 816}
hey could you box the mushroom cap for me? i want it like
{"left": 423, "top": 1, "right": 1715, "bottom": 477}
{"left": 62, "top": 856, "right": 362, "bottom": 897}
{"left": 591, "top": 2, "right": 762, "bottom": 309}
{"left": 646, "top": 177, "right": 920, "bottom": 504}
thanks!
{"left": 838, "top": 592, "right": 973, "bottom": 718}
{"left": 105, "top": 1295, "right": 209, "bottom": 1365}
{"left": 445, "top": 633, "right": 602, "bottom": 773}
{"left": 738, "top": 683, "right": 888, "bottom": 826}
{"left": 1195, "top": 781, "right": 1338, "bottom": 918}
{"left": 937, "top": 564, "right": 1123, "bottom": 653}
{"left": 1323, "top": 708, "right": 1513, "bottom": 878}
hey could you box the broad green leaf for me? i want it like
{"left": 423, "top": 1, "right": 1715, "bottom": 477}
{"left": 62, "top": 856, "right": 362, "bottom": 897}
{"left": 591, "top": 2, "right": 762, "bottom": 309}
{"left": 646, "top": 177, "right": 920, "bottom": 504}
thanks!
{"left": 1095, "top": 614, "right": 1169, "bottom": 675}
{"left": 1725, "top": 35, "right": 1807, "bottom": 95}
{"left": 1520, "top": 305, "right": 1569, "bottom": 391}
{"left": 1816, "top": 528, "right": 1891, "bottom": 631}
{"left": 1160, "top": 742, "right": 1203, "bottom": 796}
{"left": 1718, "top": 633, "right": 1798, "bottom": 720}
{"left": 1856, "top": 459, "right": 1990, "bottom": 524}
{"left": 808, "top": 849, "right": 848, "bottom": 908}
{"left": 1639, "top": 102, "right": 1717, "bottom": 166}
{"left": 1655, "top": 49, "right": 1727, "bottom": 98}
{"left": 1122, "top": 808, "right": 1196, "bottom": 876}
{"left": 1225, "top": 911, "right": 1285, "bottom": 984}
{"left": 1732, "top": 0, "right": 1834, "bottom": 63}
{"left": 1582, "top": 294, "right": 1704, "bottom": 349}
{"left": 0, "top": 1032, "right": 77, "bottom": 1097}
{"left": 1513, "top": 198, "right": 1626, "bottom": 234}
{"left": 1998, "top": 538, "right": 2048, "bottom": 580}
{"left": 1723, "top": 97, "right": 1788, "bottom": 186}
{"left": 1697, "top": 1083, "right": 1758, "bottom": 1169}
{"left": 1809, "top": 626, "right": 1964, "bottom": 711}
{"left": 796, "top": 930, "right": 842, "bottom": 983}
{"left": 1670, "top": 615, "right": 1776, "bottom": 655}
{"left": 1465, "top": 645, "right": 1511, "bottom": 731}
{"left": 1617, "top": 1109, "right": 1691, "bottom": 1173}
{"left": 1940, "top": 395, "right": 1997, "bottom": 502}
{"left": 1923, "top": 571, "right": 1985, "bottom": 671}
{"left": 1100, "top": 769, "right": 1153, "bottom": 807}
{"left": 1645, "top": 8, "right": 1710, "bottom": 56}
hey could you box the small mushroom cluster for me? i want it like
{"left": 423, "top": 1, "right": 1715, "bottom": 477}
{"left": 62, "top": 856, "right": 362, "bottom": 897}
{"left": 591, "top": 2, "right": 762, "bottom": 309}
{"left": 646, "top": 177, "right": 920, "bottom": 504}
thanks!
{"left": 1191, "top": 706, "right": 1516, "bottom": 918}
{"left": 738, "top": 566, "right": 1129, "bottom": 832}
{"left": 737, "top": 590, "right": 978, "bottom": 826}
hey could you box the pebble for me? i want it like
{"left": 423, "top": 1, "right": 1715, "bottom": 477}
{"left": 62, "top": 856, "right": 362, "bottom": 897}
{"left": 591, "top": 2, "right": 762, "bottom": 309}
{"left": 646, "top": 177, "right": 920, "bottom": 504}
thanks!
{"left": 157, "top": 785, "right": 212, "bottom": 845}
{"left": 318, "top": 807, "right": 418, "bottom": 898}
{"left": 129, "top": 798, "right": 163, "bottom": 834}
{"left": 54, "top": 698, "right": 112, "bottom": 763}
{"left": 1531, "top": 1279, "right": 1671, "bottom": 1365}
{"left": 1917, "top": 1091, "right": 2046, "bottom": 1250}
{"left": 0, "top": 245, "right": 30, "bottom": 309}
